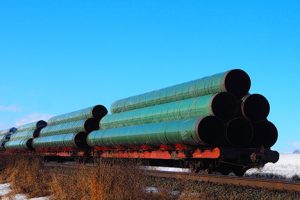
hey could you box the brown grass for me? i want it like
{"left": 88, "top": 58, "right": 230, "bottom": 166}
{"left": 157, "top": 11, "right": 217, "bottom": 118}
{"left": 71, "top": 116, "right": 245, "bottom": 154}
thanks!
{"left": 50, "top": 160, "right": 166, "bottom": 200}
{"left": 0, "top": 155, "right": 50, "bottom": 197}
{"left": 0, "top": 156, "right": 300, "bottom": 200}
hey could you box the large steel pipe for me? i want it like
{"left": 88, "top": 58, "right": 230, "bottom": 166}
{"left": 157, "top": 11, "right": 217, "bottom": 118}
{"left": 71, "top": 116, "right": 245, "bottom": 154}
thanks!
{"left": 16, "top": 120, "right": 47, "bottom": 132}
{"left": 241, "top": 94, "right": 270, "bottom": 122}
{"left": 32, "top": 132, "right": 88, "bottom": 149}
{"left": 88, "top": 116, "right": 225, "bottom": 147}
{"left": 47, "top": 105, "right": 108, "bottom": 125}
{"left": 226, "top": 118, "right": 253, "bottom": 146}
{"left": 101, "top": 92, "right": 237, "bottom": 129}
{"left": 40, "top": 118, "right": 99, "bottom": 137}
{"left": 111, "top": 69, "right": 251, "bottom": 113}
{"left": 251, "top": 121, "right": 278, "bottom": 148}
{"left": 4, "top": 138, "right": 33, "bottom": 150}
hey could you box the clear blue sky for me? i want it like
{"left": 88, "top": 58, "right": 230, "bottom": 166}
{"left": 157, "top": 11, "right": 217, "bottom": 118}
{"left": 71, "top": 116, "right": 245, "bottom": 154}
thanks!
{"left": 0, "top": 1, "right": 299, "bottom": 153}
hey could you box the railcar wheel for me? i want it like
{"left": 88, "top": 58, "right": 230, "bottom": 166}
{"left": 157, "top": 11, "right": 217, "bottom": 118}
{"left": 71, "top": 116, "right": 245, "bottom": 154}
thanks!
{"left": 233, "top": 168, "right": 246, "bottom": 177}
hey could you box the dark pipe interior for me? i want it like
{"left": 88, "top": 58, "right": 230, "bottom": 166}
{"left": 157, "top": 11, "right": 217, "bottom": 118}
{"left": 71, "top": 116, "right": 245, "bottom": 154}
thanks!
{"left": 253, "top": 121, "right": 278, "bottom": 148}
{"left": 75, "top": 132, "right": 89, "bottom": 148}
{"left": 84, "top": 118, "right": 100, "bottom": 133}
{"left": 197, "top": 116, "right": 225, "bottom": 145}
{"left": 212, "top": 92, "right": 238, "bottom": 120}
{"left": 226, "top": 118, "right": 253, "bottom": 146}
{"left": 225, "top": 69, "right": 251, "bottom": 98}
{"left": 36, "top": 120, "right": 48, "bottom": 129}
{"left": 92, "top": 105, "right": 108, "bottom": 120}
{"left": 33, "top": 129, "right": 41, "bottom": 138}
{"left": 9, "top": 127, "right": 17, "bottom": 133}
{"left": 242, "top": 94, "right": 270, "bottom": 122}
{"left": 26, "top": 138, "right": 35, "bottom": 150}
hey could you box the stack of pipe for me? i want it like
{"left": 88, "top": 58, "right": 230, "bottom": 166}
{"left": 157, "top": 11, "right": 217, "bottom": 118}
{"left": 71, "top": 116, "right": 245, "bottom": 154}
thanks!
{"left": 4, "top": 121, "right": 47, "bottom": 150}
{"left": 0, "top": 127, "right": 17, "bottom": 150}
{"left": 32, "top": 105, "right": 107, "bottom": 150}
{"left": 88, "top": 69, "right": 278, "bottom": 149}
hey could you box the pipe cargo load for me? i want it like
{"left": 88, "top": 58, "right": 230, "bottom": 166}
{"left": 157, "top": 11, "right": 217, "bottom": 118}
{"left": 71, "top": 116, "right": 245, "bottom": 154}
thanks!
{"left": 32, "top": 104, "right": 108, "bottom": 151}
{"left": 88, "top": 116, "right": 225, "bottom": 147}
{"left": 4, "top": 120, "right": 47, "bottom": 150}
{"left": 101, "top": 92, "right": 237, "bottom": 129}
{"left": 47, "top": 105, "right": 107, "bottom": 125}
{"left": 111, "top": 69, "right": 251, "bottom": 113}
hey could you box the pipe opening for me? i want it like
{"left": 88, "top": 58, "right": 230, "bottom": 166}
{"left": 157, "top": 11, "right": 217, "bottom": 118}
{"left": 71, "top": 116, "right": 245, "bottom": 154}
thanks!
{"left": 211, "top": 92, "right": 238, "bottom": 120}
{"left": 197, "top": 116, "right": 225, "bottom": 145}
{"left": 33, "top": 130, "right": 41, "bottom": 138}
{"left": 242, "top": 94, "right": 270, "bottom": 122}
{"left": 26, "top": 138, "right": 34, "bottom": 150}
{"left": 92, "top": 105, "right": 108, "bottom": 120}
{"left": 226, "top": 118, "right": 253, "bottom": 146}
{"left": 224, "top": 69, "right": 251, "bottom": 98}
{"left": 253, "top": 121, "right": 278, "bottom": 148}
{"left": 84, "top": 118, "right": 100, "bottom": 133}
{"left": 36, "top": 120, "right": 47, "bottom": 129}
{"left": 75, "top": 132, "right": 89, "bottom": 148}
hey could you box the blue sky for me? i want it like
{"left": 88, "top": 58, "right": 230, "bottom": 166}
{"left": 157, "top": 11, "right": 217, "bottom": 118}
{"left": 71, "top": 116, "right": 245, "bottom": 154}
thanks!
{"left": 0, "top": 1, "right": 299, "bottom": 152}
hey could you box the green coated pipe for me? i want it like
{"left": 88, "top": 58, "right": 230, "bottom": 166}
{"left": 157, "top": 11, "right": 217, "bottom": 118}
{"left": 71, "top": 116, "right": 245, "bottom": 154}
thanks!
{"left": 17, "top": 120, "right": 47, "bottom": 132}
{"left": 111, "top": 69, "right": 251, "bottom": 113}
{"left": 88, "top": 116, "right": 225, "bottom": 147}
{"left": 47, "top": 105, "right": 108, "bottom": 125}
{"left": 4, "top": 138, "right": 32, "bottom": 150}
{"left": 9, "top": 130, "right": 34, "bottom": 141}
{"left": 101, "top": 92, "right": 237, "bottom": 129}
{"left": 40, "top": 118, "right": 99, "bottom": 137}
{"left": 32, "top": 132, "right": 88, "bottom": 149}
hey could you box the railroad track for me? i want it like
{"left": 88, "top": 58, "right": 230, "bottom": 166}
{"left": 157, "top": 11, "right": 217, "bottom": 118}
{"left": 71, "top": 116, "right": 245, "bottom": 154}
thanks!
{"left": 44, "top": 163, "right": 300, "bottom": 193}
{"left": 146, "top": 171, "right": 300, "bottom": 193}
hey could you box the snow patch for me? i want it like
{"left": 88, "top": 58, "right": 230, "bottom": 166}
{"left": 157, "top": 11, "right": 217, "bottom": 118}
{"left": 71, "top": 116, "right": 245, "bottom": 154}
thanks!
{"left": 246, "top": 153, "right": 300, "bottom": 178}
{"left": 0, "top": 183, "right": 50, "bottom": 200}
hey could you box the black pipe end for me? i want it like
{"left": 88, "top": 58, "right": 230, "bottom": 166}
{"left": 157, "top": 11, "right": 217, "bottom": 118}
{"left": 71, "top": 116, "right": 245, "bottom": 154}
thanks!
{"left": 75, "top": 132, "right": 90, "bottom": 148}
{"left": 92, "top": 105, "right": 108, "bottom": 120}
{"left": 242, "top": 94, "right": 270, "bottom": 122}
{"left": 225, "top": 69, "right": 251, "bottom": 98}
{"left": 197, "top": 116, "right": 225, "bottom": 145}
{"left": 84, "top": 118, "right": 100, "bottom": 133}
{"left": 252, "top": 121, "right": 278, "bottom": 148}
{"left": 36, "top": 120, "right": 48, "bottom": 129}
{"left": 212, "top": 92, "right": 238, "bottom": 120}
{"left": 26, "top": 138, "right": 35, "bottom": 151}
{"left": 226, "top": 118, "right": 253, "bottom": 147}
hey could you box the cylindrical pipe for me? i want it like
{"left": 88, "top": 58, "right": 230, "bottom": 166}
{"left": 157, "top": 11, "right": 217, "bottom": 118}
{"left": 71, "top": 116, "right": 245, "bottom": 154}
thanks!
{"left": 111, "top": 69, "right": 251, "bottom": 113}
{"left": 36, "top": 120, "right": 48, "bottom": 129}
{"left": 47, "top": 105, "right": 108, "bottom": 125}
{"left": 226, "top": 118, "right": 253, "bottom": 146}
{"left": 88, "top": 117, "right": 225, "bottom": 147}
{"left": 40, "top": 118, "right": 99, "bottom": 137}
{"left": 32, "top": 132, "right": 88, "bottom": 149}
{"left": 101, "top": 92, "right": 237, "bottom": 129}
{"left": 241, "top": 94, "right": 270, "bottom": 122}
{"left": 251, "top": 120, "right": 278, "bottom": 148}
{"left": 17, "top": 120, "right": 47, "bottom": 132}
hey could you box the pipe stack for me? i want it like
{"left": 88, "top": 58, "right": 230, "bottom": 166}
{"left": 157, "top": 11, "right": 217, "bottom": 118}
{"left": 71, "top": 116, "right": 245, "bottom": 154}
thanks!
{"left": 0, "top": 127, "right": 17, "bottom": 150}
{"left": 4, "top": 121, "right": 47, "bottom": 150}
{"left": 32, "top": 105, "right": 107, "bottom": 149}
{"left": 88, "top": 69, "right": 277, "bottom": 149}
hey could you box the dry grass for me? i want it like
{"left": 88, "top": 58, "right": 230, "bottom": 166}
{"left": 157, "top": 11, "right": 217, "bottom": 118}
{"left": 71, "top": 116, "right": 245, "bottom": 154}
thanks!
{"left": 0, "top": 156, "right": 300, "bottom": 200}
{"left": 50, "top": 160, "right": 166, "bottom": 200}
{"left": 0, "top": 155, "right": 50, "bottom": 198}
